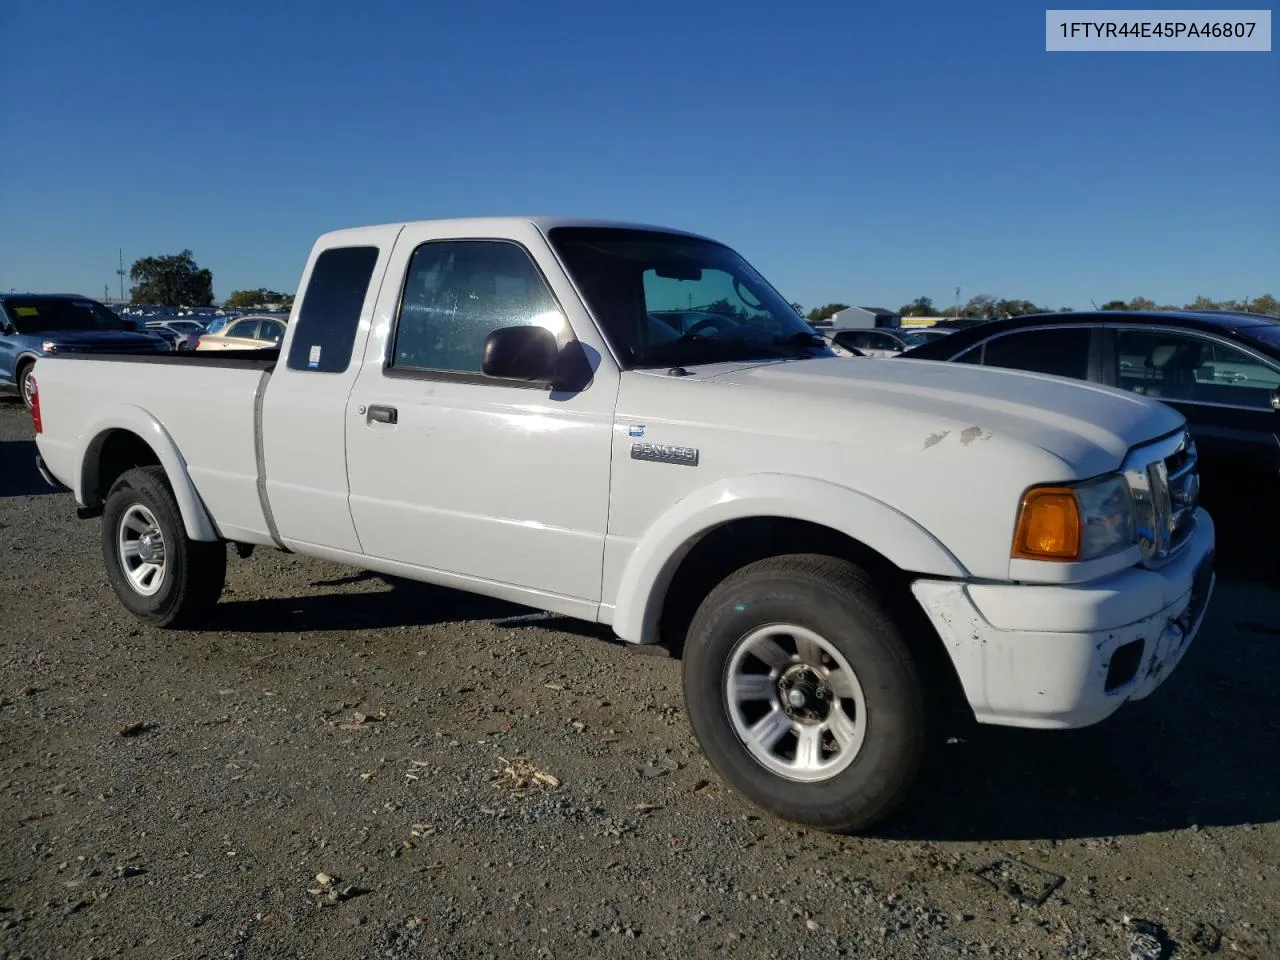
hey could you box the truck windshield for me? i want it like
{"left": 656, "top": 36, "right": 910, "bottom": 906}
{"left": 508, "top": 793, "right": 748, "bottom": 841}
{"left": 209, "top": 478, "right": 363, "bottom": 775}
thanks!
{"left": 548, "top": 227, "right": 831, "bottom": 368}
{"left": 4, "top": 297, "right": 130, "bottom": 334}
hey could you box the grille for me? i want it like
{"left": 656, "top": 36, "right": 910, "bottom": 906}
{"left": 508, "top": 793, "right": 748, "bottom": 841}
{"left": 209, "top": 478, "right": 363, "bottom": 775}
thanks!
{"left": 1124, "top": 429, "right": 1199, "bottom": 566}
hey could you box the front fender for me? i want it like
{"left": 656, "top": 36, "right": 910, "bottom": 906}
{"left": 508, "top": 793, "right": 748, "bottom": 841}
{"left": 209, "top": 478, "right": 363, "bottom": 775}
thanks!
{"left": 610, "top": 473, "right": 968, "bottom": 644}
{"left": 75, "top": 404, "right": 219, "bottom": 541}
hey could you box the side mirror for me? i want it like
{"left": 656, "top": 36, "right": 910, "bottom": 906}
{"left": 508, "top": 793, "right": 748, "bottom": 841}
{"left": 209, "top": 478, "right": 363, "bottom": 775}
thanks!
{"left": 121, "top": 318, "right": 138, "bottom": 331}
{"left": 482, "top": 325, "right": 559, "bottom": 382}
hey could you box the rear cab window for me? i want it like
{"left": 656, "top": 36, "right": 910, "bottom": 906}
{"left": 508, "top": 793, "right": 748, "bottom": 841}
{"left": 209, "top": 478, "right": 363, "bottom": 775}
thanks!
{"left": 287, "top": 246, "right": 380, "bottom": 373}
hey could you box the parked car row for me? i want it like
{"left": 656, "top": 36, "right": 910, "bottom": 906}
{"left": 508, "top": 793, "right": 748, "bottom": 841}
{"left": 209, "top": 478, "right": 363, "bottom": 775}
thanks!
{"left": 1, "top": 296, "right": 291, "bottom": 408}
{"left": 28, "top": 216, "right": 1220, "bottom": 834}
{"left": 1, "top": 293, "right": 172, "bottom": 408}
{"left": 144, "top": 319, "right": 205, "bottom": 350}
{"left": 193, "top": 314, "right": 287, "bottom": 351}
{"left": 825, "top": 326, "right": 951, "bottom": 358}
{"left": 900, "top": 310, "right": 1280, "bottom": 500}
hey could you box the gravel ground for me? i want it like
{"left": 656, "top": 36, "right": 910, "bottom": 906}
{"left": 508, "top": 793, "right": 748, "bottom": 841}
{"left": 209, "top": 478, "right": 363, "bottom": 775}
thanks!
{"left": 1, "top": 401, "right": 1278, "bottom": 960}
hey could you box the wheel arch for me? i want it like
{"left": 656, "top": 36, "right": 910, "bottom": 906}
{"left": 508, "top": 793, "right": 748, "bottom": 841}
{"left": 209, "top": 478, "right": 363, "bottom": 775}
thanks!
{"left": 609, "top": 474, "right": 968, "bottom": 647}
{"left": 77, "top": 406, "right": 219, "bottom": 541}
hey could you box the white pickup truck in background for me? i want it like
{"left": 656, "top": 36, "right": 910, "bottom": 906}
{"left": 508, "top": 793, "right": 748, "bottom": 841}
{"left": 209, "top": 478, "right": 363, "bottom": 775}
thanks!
{"left": 31, "top": 217, "right": 1216, "bottom": 830}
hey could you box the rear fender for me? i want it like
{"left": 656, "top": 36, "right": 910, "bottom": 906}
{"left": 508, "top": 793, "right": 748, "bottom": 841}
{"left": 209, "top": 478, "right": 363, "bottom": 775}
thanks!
{"left": 610, "top": 473, "right": 968, "bottom": 644}
{"left": 76, "top": 404, "right": 219, "bottom": 541}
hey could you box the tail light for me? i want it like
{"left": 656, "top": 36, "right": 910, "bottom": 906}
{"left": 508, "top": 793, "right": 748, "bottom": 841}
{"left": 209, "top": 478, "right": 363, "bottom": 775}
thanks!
{"left": 30, "top": 377, "right": 42, "bottom": 434}
{"left": 194, "top": 337, "right": 202, "bottom": 350}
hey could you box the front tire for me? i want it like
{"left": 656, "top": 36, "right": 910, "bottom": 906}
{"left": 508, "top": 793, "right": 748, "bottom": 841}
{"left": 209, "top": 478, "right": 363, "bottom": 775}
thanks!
{"left": 682, "top": 554, "right": 927, "bottom": 832}
{"left": 18, "top": 361, "right": 36, "bottom": 410}
{"left": 101, "top": 466, "right": 226, "bottom": 627}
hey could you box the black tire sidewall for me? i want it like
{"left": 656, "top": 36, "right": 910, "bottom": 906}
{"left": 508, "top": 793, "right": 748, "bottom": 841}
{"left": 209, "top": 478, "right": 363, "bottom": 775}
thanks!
{"left": 19, "top": 362, "right": 35, "bottom": 410}
{"left": 101, "top": 469, "right": 193, "bottom": 625}
{"left": 683, "top": 564, "right": 926, "bottom": 830}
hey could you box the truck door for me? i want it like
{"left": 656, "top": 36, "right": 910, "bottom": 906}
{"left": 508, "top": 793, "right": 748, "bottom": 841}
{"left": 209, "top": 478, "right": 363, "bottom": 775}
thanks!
{"left": 260, "top": 226, "right": 399, "bottom": 552}
{"left": 344, "top": 221, "right": 617, "bottom": 616}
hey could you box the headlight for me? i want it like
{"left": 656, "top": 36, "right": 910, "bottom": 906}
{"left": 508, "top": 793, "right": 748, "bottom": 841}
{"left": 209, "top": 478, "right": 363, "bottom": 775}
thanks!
{"left": 1012, "top": 473, "right": 1136, "bottom": 562}
{"left": 41, "top": 341, "right": 59, "bottom": 353}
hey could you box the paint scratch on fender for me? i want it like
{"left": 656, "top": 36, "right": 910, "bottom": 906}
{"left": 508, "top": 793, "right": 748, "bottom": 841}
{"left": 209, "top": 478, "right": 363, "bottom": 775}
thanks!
{"left": 959, "top": 425, "right": 990, "bottom": 445}
{"left": 923, "top": 430, "right": 949, "bottom": 450}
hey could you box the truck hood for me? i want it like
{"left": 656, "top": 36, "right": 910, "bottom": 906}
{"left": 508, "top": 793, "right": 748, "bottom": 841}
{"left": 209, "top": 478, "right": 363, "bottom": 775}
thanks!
{"left": 704, "top": 356, "right": 1185, "bottom": 477}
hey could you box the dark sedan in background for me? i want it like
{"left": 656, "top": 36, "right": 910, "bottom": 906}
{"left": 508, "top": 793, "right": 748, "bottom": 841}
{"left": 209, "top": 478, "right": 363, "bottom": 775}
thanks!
{"left": 1, "top": 294, "right": 170, "bottom": 409}
{"left": 901, "top": 310, "right": 1280, "bottom": 515}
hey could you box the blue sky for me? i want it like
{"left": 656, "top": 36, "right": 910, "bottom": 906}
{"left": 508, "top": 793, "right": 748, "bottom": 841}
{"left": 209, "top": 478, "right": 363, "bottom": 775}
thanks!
{"left": 1, "top": 0, "right": 1275, "bottom": 311}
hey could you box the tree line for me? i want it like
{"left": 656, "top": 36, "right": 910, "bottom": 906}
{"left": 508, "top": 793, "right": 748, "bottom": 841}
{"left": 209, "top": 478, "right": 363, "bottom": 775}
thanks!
{"left": 126, "top": 250, "right": 293, "bottom": 310}
{"left": 125, "top": 248, "right": 1278, "bottom": 321}
{"left": 795, "top": 292, "right": 1278, "bottom": 324}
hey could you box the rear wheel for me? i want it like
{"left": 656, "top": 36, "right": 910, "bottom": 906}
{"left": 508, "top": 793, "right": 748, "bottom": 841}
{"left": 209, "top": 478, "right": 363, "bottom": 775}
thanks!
{"left": 18, "top": 361, "right": 36, "bottom": 410}
{"left": 101, "top": 466, "right": 226, "bottom": 626}
{"left": 682, "top": 554, "right": 927, "bottom": 832}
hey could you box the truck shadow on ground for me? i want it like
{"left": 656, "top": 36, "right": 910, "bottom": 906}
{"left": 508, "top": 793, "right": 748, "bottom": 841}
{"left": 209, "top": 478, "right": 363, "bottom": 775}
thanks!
{"left": 0, "top": 439, "right": 64, "bottom": 497}
{"left": 210, "top": 571, "right": 615, "bottom": 642}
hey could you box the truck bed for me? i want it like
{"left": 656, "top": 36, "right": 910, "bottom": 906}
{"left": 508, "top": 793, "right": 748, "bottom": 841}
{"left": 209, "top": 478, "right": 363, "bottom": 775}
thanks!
{"left": 33, "top": 353, "right": 277, "bottom": 545}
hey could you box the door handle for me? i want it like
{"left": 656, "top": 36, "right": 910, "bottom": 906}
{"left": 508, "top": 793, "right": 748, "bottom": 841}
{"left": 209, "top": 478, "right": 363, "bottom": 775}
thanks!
{"left": 366, "top": 404, "right": 398, "bottom": 425}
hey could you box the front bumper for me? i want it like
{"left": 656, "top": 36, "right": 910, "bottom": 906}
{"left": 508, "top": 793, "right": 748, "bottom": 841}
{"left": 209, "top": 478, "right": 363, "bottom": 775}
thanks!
{"left": 913, "top": 508, "right": 1216, "bottom": 730}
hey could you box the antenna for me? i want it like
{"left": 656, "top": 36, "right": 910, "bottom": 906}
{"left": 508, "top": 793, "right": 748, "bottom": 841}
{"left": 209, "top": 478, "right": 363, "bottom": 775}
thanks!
{"left": 1090, "top": 299, "right": 1099, "bottom": 310}
{"left": 116, "top": 248, "right": 126, "bottom": 301}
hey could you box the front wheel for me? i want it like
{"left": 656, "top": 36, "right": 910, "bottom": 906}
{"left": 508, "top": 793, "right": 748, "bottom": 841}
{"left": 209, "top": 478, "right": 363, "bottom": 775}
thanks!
{"left": 18, "top": 361, "right": 36, "bottom": 410}
{"left": 101, "top": 466, "right": 226, "bottom": 627}
{"left": 682, "top": 554, "right": 927, "bottom": 832}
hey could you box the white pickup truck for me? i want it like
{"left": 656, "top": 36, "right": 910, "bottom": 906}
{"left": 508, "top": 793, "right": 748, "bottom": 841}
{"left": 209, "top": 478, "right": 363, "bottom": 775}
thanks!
{"left": 31, "top": 217, "right": 1216, "bottom": 830}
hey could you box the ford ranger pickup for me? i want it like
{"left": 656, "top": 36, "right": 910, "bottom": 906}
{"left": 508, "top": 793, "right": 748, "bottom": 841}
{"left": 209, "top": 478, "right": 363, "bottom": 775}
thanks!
{"left": 30, "top": 217, "right": 1216, "bottom": 830}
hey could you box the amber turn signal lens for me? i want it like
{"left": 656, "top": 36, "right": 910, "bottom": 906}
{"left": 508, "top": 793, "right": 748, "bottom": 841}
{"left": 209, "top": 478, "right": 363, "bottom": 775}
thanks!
{"left": 1012, "top": 487, "right": 1081, "bottom": 560}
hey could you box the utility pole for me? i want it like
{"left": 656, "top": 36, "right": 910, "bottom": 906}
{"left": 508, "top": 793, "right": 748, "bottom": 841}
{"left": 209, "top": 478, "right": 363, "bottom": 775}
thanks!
{"left": 116, "top": 249, "right": 126, "bottom": 301}
{"left": 954, "top": 286, "right": 961, "bottom": 317}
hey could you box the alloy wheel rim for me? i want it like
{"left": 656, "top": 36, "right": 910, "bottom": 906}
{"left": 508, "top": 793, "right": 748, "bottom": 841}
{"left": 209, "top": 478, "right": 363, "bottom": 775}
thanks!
{"left": 117, "top": 504, "right": 167, "bottom": 597}
{"left": 724, "top": 624, "right": 868, "bottom": 783}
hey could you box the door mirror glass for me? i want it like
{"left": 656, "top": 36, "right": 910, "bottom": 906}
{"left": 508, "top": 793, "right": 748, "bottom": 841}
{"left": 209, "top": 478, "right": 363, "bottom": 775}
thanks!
{"left": 482, "top": 325, "right": 559, "bottom": 381}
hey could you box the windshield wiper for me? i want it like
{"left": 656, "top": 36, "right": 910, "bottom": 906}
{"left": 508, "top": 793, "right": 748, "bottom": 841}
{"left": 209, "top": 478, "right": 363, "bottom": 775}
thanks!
{"left": 773, "top": 332, "right": 827, "bottom": 347}
{"left": 632, "top": 335, "right": 751, "bottom": 366}
{"left": 770, "top": 331, "right": 829, "bottom": 357}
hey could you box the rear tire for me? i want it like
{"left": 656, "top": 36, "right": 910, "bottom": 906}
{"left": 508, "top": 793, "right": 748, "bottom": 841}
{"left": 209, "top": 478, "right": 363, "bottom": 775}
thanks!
{"left": 101, "top": 466, "right": 226, "bottom": 627}
{"left": 682, "top": 554, "right": 927, "bottom": 832}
